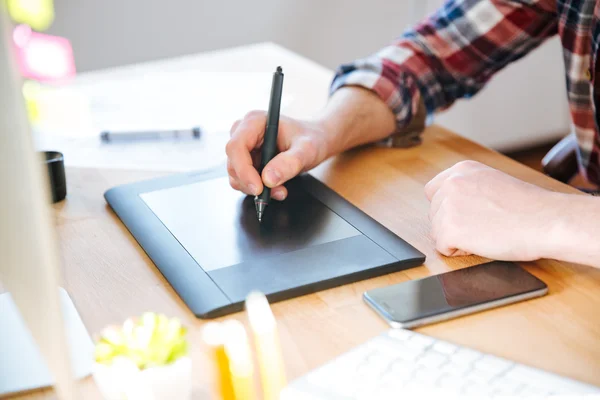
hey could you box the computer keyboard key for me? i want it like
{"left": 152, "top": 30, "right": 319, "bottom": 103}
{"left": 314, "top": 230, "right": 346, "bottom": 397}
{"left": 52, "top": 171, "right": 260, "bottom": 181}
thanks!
{"left": 387, "top": 329, "right": 413, "bottom": 342}
{"left": 490, "top": 381, "right": 527, "bottom": 396}
{"left": 453, "top": 348, "right": 483, "bottom": 364}
{"left": 346, "top": 345, "right": 377, "bottom": 363}
{"left": 390, "top": 360, "right": 415, "bottom": 380}
{"left": 371, "top": 340, "right": 422, "bottom": 361}
{"left": 518, "top": 386, "right": 551, "bottom": 397}
{"left": 475, "top": 355, "right": 513, "bottom": 374}
{"left": 362, "top": 353, "right": 391, "bottom": 374}
{"left": 462, "top": 382, "right": 492, "bottom": 396}
{"left": 413, "top": 367, "right": 445, "bottom": 385}
{"left": 402, "top": 381, "right": 446, "bottom": 396}
{"left": 437, "top": 374, "right": 466, "bottom": 391}
{"left": 416, "top": 351, "right": 448, "bottom": 369}
{"left": 326, "top": 359, "right": 361, "bottom": 377}
{"left": 370, "top": 385, "right": 405, "bottom": 400}
{"left": 441, "top": 361, "right": 472, "bottom": 377}
{"left": 432, "top": 341, "right": 458, "bottom": 355}
{"left": 369, "top": 337, "right": 420, "bottom": 361}
{"left": 464, "top": 368, "right": 498, "bottom": 385}
{"left": 409, "top": 334, "right": 435, "bottom": 349}
{"left": 379, "top": 371, "right": 407, "bottom": 387}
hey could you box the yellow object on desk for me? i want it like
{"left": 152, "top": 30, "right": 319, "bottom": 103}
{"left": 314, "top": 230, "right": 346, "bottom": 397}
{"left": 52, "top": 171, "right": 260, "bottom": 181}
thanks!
{"left": 223, "top": 320, "right": 256, "bottom": 400}
{"left": 245, "top": 292, "right": 287, "bottom": 400}
{"left": 94, "top": 312, "right": 188, "bottom": 369}
{"left": 201, "top": 322, "right": 236, "bottom": 400}
{"left": 92, "top": 312, "right": 192, "bottom": 400}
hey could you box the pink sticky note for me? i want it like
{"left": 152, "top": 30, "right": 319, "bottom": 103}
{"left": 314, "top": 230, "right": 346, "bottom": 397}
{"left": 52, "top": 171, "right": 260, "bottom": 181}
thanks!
{"left": 12, "top": 24, "right": 76, "bottom": 83}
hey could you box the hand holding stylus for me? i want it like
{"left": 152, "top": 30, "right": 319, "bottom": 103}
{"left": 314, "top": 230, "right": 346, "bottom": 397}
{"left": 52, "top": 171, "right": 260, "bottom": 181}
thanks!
{"left": 226, "top": 90, "right": 329, "bottom": 207}
{"left": 226, "top": 114, "right": 327, "bottom": 201}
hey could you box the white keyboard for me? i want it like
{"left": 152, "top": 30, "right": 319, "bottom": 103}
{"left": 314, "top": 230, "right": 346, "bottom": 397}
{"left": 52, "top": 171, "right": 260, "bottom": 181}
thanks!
{"left": 281, "top": 329, "right": 600, "bottom": 399}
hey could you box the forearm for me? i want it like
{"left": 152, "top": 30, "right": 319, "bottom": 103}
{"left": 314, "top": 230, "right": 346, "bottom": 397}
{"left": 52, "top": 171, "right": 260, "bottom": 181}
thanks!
{"left": 545, "top": 193, "right": 600, "bottom": 268}
{"left": 323, "top": 1, "right": 557, "bottom": 157}
{"left": 312, "top": 87, "right": 396, "bottom": 158}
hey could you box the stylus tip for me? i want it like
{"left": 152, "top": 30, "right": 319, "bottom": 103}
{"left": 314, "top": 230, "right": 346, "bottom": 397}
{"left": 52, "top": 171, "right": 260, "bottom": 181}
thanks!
{"left": 255, "top": 199, "right": 266, "bottom": 223}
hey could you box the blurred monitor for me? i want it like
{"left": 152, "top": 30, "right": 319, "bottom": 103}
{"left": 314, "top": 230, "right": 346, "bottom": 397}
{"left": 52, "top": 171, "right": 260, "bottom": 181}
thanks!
{"left": 0, "top": 8, "right": 92, "bottom": 399}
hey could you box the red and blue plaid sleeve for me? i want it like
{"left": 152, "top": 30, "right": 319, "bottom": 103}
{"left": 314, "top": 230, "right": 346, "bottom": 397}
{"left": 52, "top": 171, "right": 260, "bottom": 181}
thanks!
{"left": 331, "top": 0, "right": 558, "bottom": 131}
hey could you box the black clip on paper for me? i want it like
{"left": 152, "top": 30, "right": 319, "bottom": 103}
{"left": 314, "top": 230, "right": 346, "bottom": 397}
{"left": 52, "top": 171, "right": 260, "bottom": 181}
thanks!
{"left": 42, "top": 151, "right": 67, "bottom": 203}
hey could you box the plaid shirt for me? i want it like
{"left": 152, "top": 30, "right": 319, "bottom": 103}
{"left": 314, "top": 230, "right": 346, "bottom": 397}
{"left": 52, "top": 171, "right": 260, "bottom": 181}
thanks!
{"left": 332, "top": 0, "right": 600, "bottom": 184}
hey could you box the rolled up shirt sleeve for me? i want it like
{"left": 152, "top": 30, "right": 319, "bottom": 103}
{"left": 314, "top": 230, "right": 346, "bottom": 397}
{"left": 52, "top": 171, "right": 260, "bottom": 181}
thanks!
{"left": 331, "top": 0, "right": 557, "bottom": 132}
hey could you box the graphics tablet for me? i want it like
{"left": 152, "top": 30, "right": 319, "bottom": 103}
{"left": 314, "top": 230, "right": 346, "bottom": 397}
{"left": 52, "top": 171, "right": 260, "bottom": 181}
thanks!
{"left": 104, "top": 169, "right": 425, "bottom": 318}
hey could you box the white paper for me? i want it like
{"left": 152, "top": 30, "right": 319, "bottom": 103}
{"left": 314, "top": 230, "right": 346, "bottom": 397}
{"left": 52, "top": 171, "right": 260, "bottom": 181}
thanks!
{"left": 31, "top": 70, "right": 293, "bottom": 171}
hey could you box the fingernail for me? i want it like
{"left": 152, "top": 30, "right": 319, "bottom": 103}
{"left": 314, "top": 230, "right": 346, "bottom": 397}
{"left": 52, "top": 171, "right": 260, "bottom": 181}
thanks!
{"left": 265, "top": 169, "right": 281, "bottom": 186}
{"left": 248, "top": 184, "right": 258, "bottom": 195}
{"left": 273, "top": 190, "right": 286, "bottom": 201}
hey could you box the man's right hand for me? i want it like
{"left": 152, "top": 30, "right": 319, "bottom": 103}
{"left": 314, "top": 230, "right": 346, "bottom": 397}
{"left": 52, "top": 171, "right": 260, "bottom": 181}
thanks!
{"left": 226, "top": 110, "right": 330, "bottom": 201}
{"left": 226, "top": 87, "right": 398, "bottom": 201}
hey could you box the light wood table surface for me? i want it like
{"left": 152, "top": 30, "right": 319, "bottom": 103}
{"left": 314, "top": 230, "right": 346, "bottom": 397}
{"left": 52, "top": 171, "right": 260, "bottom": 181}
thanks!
{"left": 8, "top": 44, "right": 600, "bottom": 399}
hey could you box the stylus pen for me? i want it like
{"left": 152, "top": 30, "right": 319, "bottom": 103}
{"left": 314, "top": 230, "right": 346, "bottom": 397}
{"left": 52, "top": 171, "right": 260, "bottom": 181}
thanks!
{"left": 100, "top": 127, "right": 202, "bottom": 143}
{"left": 255, "top": 66, "right": 284, "bottom": 222}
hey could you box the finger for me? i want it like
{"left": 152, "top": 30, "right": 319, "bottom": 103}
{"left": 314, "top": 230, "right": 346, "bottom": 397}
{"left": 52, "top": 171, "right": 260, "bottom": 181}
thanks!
{"left": 270, "top": 185, "right": 288, "bottom": 201}
{"left": 429, "top": 198, "right": 446, "bottom": 242}
{"left": 434, "top": 224, "right": 469, "bottom": 257}
{"left": 261, "top": 140, "right": 314, "bottom": 187}
{"left": 436, "top": 238, "right": 459, "bottom": 257}
{"left": 430, "top": 214, "right": 439, "bottom": 243}
{"left": 230, "top": 119, "right": 241, "bottom": 137}
{"left": 227, "top": 159, "right": 254, "bottom": 195}
{"left": 424, "top": 160, "right": 485, "bottom": 200}
{"left": 227, "top": 159, "right": 239, "bottom": 180}
{"left": 424, "top": 168, "right": 454, "bottom": 201}
{"left": 440, "top": 248, "right": 468, "bottom": 257}
{"left": 450, "top": 249, "right": 471, "bottom": 257}
{"left": 250, "top": 149, "right": 262, "bottom": 169}
{"left": 428, "top": 186, "right": 446, "bottom": 222}
{"left": 431, "top": 204, "right": 456, "bottom": 256}
{"left": 226, "top": 115, "right": 267, "bottom": 195}
{"left": 229, "top": 176, "right": 242, "bottom": 191}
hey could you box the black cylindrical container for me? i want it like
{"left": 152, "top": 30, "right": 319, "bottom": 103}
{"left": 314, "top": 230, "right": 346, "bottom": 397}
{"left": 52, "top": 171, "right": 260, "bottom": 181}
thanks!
{"left": 42, "top": 151, "right": 66, "bottom": 203}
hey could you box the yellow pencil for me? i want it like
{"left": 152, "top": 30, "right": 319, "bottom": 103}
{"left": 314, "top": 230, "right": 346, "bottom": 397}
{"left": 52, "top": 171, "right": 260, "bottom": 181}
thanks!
{"left": 245, "top": 292, "right": 287, "bottom": 400}
{"left": 201, "top": 322, "right": 235, "bottom": 400}
{"left": 222, "top": 320, "right": 256, "bottom": 400}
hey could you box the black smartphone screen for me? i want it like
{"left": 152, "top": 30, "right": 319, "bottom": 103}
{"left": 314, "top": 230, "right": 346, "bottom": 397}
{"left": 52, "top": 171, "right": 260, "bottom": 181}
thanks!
{"left": 364, "top": 261, "right": 547, "bottom": 325}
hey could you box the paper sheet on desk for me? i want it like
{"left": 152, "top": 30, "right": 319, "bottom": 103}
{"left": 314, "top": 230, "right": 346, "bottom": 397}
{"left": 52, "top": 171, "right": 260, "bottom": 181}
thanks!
{"left": 35, "top": 133, "right": 229, "bottom": 172}
{"left": 32, "top": 71, "right": 293, "bottom": 171}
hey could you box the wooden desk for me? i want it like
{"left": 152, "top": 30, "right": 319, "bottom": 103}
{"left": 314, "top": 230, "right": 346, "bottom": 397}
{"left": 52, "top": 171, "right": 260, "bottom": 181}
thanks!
{"left": 10, "top": 45, "right": 600, "bottom": 399}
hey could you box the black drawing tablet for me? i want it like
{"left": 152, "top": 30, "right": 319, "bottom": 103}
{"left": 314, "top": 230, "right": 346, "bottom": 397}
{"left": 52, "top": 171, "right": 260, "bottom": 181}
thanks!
{"left": 104, "top": 169, "right": 425, "bottom": 318}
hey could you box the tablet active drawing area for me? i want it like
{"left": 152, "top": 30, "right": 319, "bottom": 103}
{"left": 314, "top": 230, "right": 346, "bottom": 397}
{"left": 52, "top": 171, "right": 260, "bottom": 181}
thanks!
{"left": 140, "top": 176, "right": 360, "bottom": 271}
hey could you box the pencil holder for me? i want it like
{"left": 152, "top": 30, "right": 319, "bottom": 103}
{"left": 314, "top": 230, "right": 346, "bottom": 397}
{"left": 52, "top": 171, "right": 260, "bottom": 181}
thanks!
{"left": 92, "top": 312, "right": 192, "bottom": 400}
{"left": 41, "top": 151, "right": 66, "bottom": 203}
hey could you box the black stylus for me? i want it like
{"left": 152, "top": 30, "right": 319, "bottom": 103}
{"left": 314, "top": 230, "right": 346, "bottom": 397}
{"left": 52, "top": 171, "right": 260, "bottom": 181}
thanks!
{"left": 255, "top": 66, "right": 284, "bottom": 222}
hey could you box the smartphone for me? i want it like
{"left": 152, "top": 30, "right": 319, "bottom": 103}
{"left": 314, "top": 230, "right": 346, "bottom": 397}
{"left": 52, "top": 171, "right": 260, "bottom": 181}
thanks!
{"left": 363, "top": 261, "right": 548, "bottom": 329}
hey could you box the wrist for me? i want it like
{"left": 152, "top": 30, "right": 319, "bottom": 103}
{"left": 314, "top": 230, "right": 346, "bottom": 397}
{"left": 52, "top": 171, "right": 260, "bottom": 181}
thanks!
{"left": 312, "top": 87, "right": 396, "bottom": 157}
{"left": 541, "top": 192, "right": 598, "bottom": 264}
{"left": 309, "top": 116, "right": 345, "bottom": 160}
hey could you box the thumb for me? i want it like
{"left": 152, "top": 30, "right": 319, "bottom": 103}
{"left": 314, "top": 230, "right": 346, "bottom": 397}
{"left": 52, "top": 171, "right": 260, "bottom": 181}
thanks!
{"left": 261, "top": 141, "right": 311, "bottom": 187}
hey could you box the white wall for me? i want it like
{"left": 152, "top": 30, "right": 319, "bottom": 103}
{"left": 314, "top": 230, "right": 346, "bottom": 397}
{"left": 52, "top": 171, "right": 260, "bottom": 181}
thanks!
{"left": 47, "top": 0, "right": 414, "bottom": 72}
{"left": 48, "top": 0, "right": 570, "bottom": 150}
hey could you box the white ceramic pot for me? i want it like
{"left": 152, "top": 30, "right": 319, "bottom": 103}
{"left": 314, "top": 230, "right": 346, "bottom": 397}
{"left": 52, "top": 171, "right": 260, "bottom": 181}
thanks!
{"left": 92, "top": 356, "right": 192, "bottom": 400}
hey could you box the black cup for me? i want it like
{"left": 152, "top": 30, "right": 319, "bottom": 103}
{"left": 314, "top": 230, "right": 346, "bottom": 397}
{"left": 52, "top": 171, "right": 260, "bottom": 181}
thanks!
{"left": 42, "top": 151, "right": 67, "bottom": 203}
